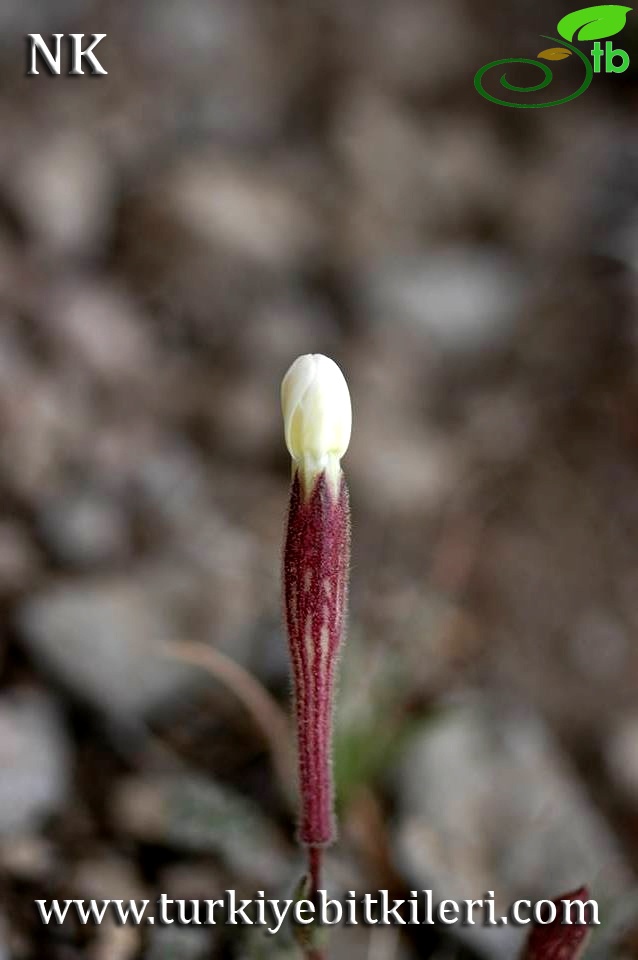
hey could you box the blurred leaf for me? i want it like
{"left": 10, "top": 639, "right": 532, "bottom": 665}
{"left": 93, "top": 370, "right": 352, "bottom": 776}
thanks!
{"left": 238, "top": 927, "right": 302, "bottom": 960}
{"left": 169, "top": 775, "right": 291, "bottom": 880}
{"left": 333, "top": 640, "right": 433, "bottom": 807}
{"left": 538, "top": 47, "right": 573, "bottom": 59}
{"left": 291, "top": 913, "right": 328, "bottom": 954}
{"left": 557, "top": 5, "right": 631, "bottom": 41}
{"left": 238, "top": 873, "right": 311, "bottom": 959}
{"left": 333, "top": 716, "right": 407, "bottom": 805}
{"left": 117, "top": 773, "right": 290, "bottom": 884}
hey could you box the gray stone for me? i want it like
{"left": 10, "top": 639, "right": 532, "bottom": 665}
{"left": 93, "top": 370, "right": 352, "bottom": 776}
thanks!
{"left": 37, "top": 489, "right": 130, "bottom": 567}
{"left": 17, "top": 572, "right": 203, "bottom": 717}
{"left": 46, "top": 280, "right": 157, "bottom": 382}
{"left": 0, "top": 689, "right": 70, "bottom": 835}
{"left": 394, "top": 697, "right": 631, "bottom": 959}
{"left": 345, "top": 0, "right": 477, "bottom": 94}
{"left": 133, "top": 0, "right": 295, "bottom": 140}
{"left": 360, "top": 248, "right": 523, "bottom": 353}
{"left": 607, "top": 712, "right": 638, "bottom": 801}
{"left": 167, "top": 155, "right": 323, "bottom": 270}
{"left": 8, "top": 133, "right": 113, "bottom": 258}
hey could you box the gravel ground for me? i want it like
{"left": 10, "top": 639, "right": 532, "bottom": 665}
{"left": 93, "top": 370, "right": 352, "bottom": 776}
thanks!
{"left": 0, "top": 2, "right": 637, "bottom": 958}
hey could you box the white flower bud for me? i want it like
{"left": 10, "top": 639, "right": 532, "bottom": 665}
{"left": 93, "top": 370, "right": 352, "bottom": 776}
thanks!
{"left": 281, "top": 354, "right": 351, "bottom": 492}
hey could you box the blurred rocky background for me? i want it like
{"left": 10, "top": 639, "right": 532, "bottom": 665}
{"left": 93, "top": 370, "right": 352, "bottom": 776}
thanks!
{"left": 0, "top": 0, "right": 638, "bottom": 958}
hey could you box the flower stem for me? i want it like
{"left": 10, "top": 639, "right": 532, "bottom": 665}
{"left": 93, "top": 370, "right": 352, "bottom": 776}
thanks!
{"left": 308, "top": 845, "right": 322, "bottom": 896}
{"left": 307, "top": 845, "right": 324, "bottom": 960}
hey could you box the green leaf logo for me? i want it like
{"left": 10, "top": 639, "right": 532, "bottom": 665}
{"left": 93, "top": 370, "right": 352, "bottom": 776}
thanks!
{"left": 557, "top": 4, "right": 632, "bottom": 41}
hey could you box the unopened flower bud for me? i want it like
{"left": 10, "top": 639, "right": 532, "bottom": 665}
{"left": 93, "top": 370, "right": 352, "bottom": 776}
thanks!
{"left": 281, "top": 354, "right": 352, "bottom": 848}
{"left": 281, "top": 354, "right": 351, "bottom": 497}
